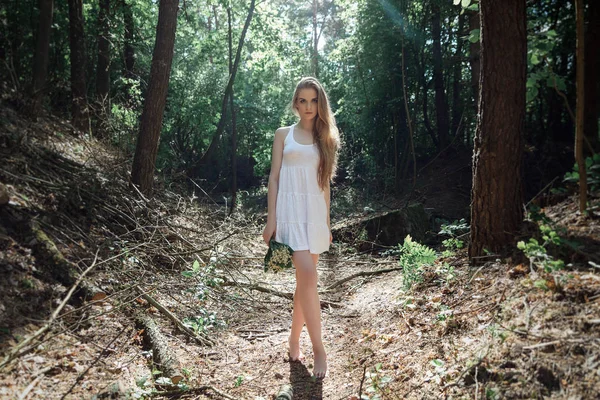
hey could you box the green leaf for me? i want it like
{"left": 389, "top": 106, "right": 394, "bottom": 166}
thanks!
{"left": 531, "top": 54, "right": 540, "bottom": 65}
{"left": 461, "top": 0, "right": 471, "bottom": 8}
{"left": 467, "top": 3, "right": 479, "bottom": 11}
{"left": 468, "top": 29, "right": 480, "bottom": 43}
{"left": 192, "top": 260, "right": 200, "bottom": 272}
{"left": 453, "top": 0, "right": 461, "bottom": 5}
{"left": 527, "top": 78, "right": 537, "bottom": 88}
{"left": 546, "top": 29, "right": 557, "bottom": 37}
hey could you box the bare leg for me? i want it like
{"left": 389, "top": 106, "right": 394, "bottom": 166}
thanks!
{"left": 289, "top": 254, "right": 319, "bottom": 360}
{"left": 291, "top": 251, "right": 326, "bottom": 378}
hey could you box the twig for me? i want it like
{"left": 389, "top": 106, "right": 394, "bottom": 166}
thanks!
{"left": 358, "top": 365, "right": 367, "bottom": 398}
{"left": 136, "top": 286, "right": 214, "bottom": 346}
{"left": 523, "top": 340, "right": 561, "bottom": 350}
{"left": 326, "top": 266, "right": 403, "bottom": 290}
{"left": 1, "top": 250, "right": 101, "bottom": 370}
{"left": 18, "top": 373, "right": 46, "bottom": 400}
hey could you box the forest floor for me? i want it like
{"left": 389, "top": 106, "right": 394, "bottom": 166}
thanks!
{"left": 1, "top": 104, "right": 599, "bottom": 400}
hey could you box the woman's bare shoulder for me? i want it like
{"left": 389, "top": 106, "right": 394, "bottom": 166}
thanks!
{"left": 274, "top": 126, "right": 291, "bottom": 141}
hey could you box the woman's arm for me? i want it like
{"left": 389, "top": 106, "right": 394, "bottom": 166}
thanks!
{"left": 262, "top": 128, "right": 286, "bottom": 244}
{"left": 324, "top": 182, "right": 332, "bottom": 242}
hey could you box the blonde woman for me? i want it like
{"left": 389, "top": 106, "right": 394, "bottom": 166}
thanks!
{"left": 262, "top": 77, "right": 340, "bottom": 379}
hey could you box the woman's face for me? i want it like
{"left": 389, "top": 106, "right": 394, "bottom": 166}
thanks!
{"left": 296, "top": 88, "right": 318, "bottom": 121}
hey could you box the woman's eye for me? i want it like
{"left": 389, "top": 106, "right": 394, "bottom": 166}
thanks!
{"left": 299, "top": 99, "right": 305, "bottom": 103}
{"left": 312, "top": 99, "right": 318, "bottom": 103}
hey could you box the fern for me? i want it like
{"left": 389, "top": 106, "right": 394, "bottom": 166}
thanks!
{"left": 398, "top": 235, "right": 437, "bottom": 290}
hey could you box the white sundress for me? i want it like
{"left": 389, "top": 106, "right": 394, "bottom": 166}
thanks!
{"left": 275, "top": 124, "right": 330, "bottom": 254}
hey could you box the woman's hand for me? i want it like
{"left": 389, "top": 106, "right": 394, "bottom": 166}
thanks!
{"left": 330, "top": 232, "right": 333, "bottom": 244}
{"left": 263, "top": 222, "right": 276, "bottom": 245}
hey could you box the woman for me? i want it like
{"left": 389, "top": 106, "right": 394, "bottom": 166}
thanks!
{"left": 262, "top": 77, "right": 340, "bottom": 379}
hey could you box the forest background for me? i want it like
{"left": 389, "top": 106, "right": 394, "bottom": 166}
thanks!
{"left": 1, "top": 0, "right": 600, "bottom": 398}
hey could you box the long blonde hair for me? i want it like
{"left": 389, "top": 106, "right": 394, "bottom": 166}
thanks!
{"left": 291, "top": 77, "right": 340, "bottom": 190}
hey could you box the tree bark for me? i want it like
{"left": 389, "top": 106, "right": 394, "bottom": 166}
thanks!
{"left": 432, "top": 3, "right": 450, "bottom": 150}
{"left": 29, "top": 0, "right": 54, "bottom": 118}
{"left": 96, "top": 0, "right": 110, "bottom": 101}
{"left": 469, "top": 0, "right": 526, "bottom": 260}
{"left": 131, "top": 0, "right": 179, "bottom": 195}
{"left": 575, "top": 0, "right": 587, "bottom": 212}
{"left": 68, "top": 0, "right": 90, "bottom": 132}
{"left": 584, "top": 0, "right": 599, "bottom": 155}
{"left": 197, "top": 0, "right": 255, "bottom": 169}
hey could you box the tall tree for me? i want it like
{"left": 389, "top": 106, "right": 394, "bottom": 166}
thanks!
{"left": 452, "top": 11, "right": 466, "bottom": 144}
{"left": 584, "top": 0, "right": 599, "bottom": 154}
{"left": 123, "top": 0, "right": 136, "bottom": 79}
{"left": 312, "top": 0, "right": 318, "bottom": 77}
{"left": 68, "top": 0, "right": 90, "bottom": 132}
{"left": 228, "top": 5, "right": 238, "bottom": 215}
{"left": 29, "top": 0, "right": 54, "bottom": 118}
{"left": 131, "top": 0, "right": 179, "bottom": 195}
{"left": 197, "top": 0, "right": 256, "bottom": 169}
{"left": 575, "top": 0, "right": 587, "bottom": 212}
{"left": 431, "top": 2, "right": 450, "bottom": 150}
{"left": 469, "top": 0, "right": 526, "bottom": 259}
{"left": 96, "top": 0, "right": 110, "bottom": 101}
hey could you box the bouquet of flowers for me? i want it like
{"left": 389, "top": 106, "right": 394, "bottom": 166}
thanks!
{"left": 264, "top": 239, "right": 294, "bottom": 272}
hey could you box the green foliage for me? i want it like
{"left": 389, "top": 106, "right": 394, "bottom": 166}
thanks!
{"left": 234, "top": 375, "right": 244, "bottom": 387}
{"left": 182, "top": 309, "right": 225, "bottom": 334}
{"left": 438, "top": 218, "right": 469, "bottom": 237}
{"left": 362, "top": 363, "right": 393, "bottom": 400}
{"left": 563, "top": 154, "right": 600, "bottom": 192}
{"left": 397, "top": 235, "right": 437, "bottom": 290}
{"left": 517, "top": 224, "right": 565, "bottom": 273}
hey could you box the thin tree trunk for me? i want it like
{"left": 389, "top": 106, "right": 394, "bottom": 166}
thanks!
{"left": 228, "top": 6, "right": 238, "bottom": 215}
{"left": 68, "top": 0, "right": 89, "bottom": 132}
{"left": 432, "top": 3, "right": 450, "bottom": 150}
{"left": 312, "top": 0, "right": 318, "bottom": 78}
{"left": 469, "top": 0, "right": 526, "bottom": 260}
{"left": 29, "top": 0, "right": 54, "bottom": 118}
{"left": 401, "top": 35, "right": 416, "bottom": 186}
{"left": 197, "top": 0, "right": 255, "bottom": 169}
{"left": 575, "top": 0, "right": 587, "bottom": 212}
{"left": 96, "top": 0, "right": 110, "bottom": 100}
{"left": 131, "top": 0, "right": 179, "bottom": 195}
{"left": 452, "top": 11, "right": 466, "bottom": 145}
{"left": 123, "top": 0, "right": 135, "bottom": 79}
{"left": 584, "top": 0, "right": 599, "bottom": 154}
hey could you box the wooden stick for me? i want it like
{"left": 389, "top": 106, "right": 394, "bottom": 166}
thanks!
{"left": 326, "top": 266, "right": 403, "bottom": 290}
{"left": 136, "top": 287, "right": 214, "bottom": 346}
{"left": 523, "top": 340, "right": 561, "bottom": 350}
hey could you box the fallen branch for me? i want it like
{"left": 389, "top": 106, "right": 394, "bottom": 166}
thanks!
{"left": 219, "top": 277, "right": 342, "bottom": 308}
{"left": 326, "top": 266, "right": 403, "bottom": 290}
{"left": 0, "top": 250, "right": 100, "bottom": 370}
{"left": 135, "top": 315, "right": 184, "bottom": 385}
{"left": 136, "top": 286, "right": 214, "bottom": 346}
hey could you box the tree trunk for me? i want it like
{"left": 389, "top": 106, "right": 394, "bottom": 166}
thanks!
{"left": 312, "top": 0, "right": 319, "bottom": 78}
{"left": 228, "top": 6, "right": 238, "bottom": 215}
{"left": 575, "top": 0, "right": 587, "bottom": 212}
{"left": 29, "top": 0, "right": 54, "bottom": 118}
{"left": 123, "top": 0, "right": 135, "bottom": 79}
{"left": 432, "top": 3, "right": 449, "bottom": 150}
{"left": 68, "top": 0, "right": 89, "bottom": 132}
{"left": 96, "top": 0, "right": 110, "bottom": 101}
{"left": 131, "top": 0, "right": 179, "bottom": 195}
{"left": 197, "top": 0, "right": 255, "bottom": 170}
{"left": 584, "top": 0, "right": 599, "bottom": 155}
{"left": 452, "top": 11, "right": 466, "bottom": 145}
{"left": 469, "top": 0, "right": 526, "bottom": 260}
